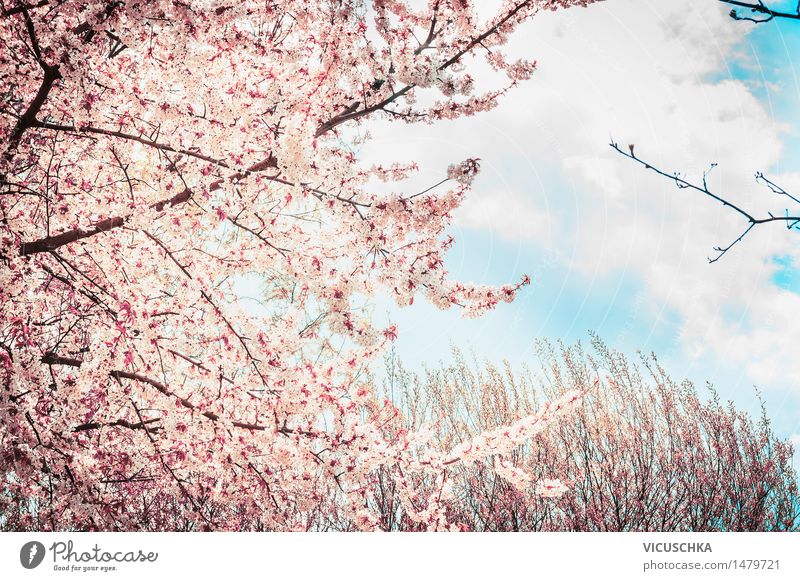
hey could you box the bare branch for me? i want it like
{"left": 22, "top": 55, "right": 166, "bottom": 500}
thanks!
{"left": 610, "top": 140, "right": 800, "bottom": 262}
{"left": 721, "top": 0, "right": 800, "bottom": 23}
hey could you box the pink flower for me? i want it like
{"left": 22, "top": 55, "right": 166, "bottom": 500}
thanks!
{"left": 535, "top": 479, "right": 569, "bottom": 499}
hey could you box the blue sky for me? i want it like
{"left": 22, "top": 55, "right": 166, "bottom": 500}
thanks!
{"left": 360, "top": 0, "right": 800, "bottom": 450}
{"left": 724, "top": 4, "right": 800, "bottom": 445}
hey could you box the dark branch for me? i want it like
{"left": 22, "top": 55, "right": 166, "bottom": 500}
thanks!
{"left": 19, "top": 188, "right": 191, "bottom": 256}
{"left": 315, "top": 0, "right": 535, "bottom": 136}
{"left": 611, "top": 140, "right": 800, "bottom": 262}
{"left": 30, "top": 121, "right": 229, "bottom": 167}
{"left": 73, "top": 418, "right": 161, "bottom": 433}
{"left": 721, "top": 1, "right": 800, "bottom": 23}
{"left": 1, "top": 1, "right": 49, "bottom": 18}
{"left": 40, "top": 352, "right": 277, "bottom": 433}
{"left": 3, "top": 8, "right": 61, "bottom": 159}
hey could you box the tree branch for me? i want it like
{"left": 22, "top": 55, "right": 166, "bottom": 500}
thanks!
{"left": 3, "top": 8, "right": 61, "bottom": 160}
{"left": 40, "top": 352, "right": 275, "bottom": 432}
{"left": 610, "top": 140, "right": 800, "bottom": 262}
{"left": 721, "top": 0, "right": 800, "bottom": 22}
{"left": 315, "top": 0, "right": 536, "bottom": 137}
{"left": 19, "top": 188, "right": 191, "bottom": 256}
{"left": 1, "top": 1, "right": 49, "bottom": 18}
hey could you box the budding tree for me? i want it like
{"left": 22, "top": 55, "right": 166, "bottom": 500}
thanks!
{"left": 0, "top": 0, "right": 598, "bottom": 531}
{"left": 377, "top": 340, "right": 798, "bottom": 531}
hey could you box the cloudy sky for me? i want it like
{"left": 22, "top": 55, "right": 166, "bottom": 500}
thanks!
{"left": 358, "top": 0, "right": 800, "bottom": 448}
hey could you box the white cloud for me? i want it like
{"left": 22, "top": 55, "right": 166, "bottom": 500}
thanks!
{"left": 522, "top": 2, "right": 800, "bottom": 396}
{"left": 452, "top": 187, "right": 551, "bottom": 243}
{"left": 359, "top": 0, "right": 800, "bottom": 411}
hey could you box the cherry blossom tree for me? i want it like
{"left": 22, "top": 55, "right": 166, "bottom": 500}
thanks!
{"left": 0, "top": 0, "right": 598, "bottom": 531}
